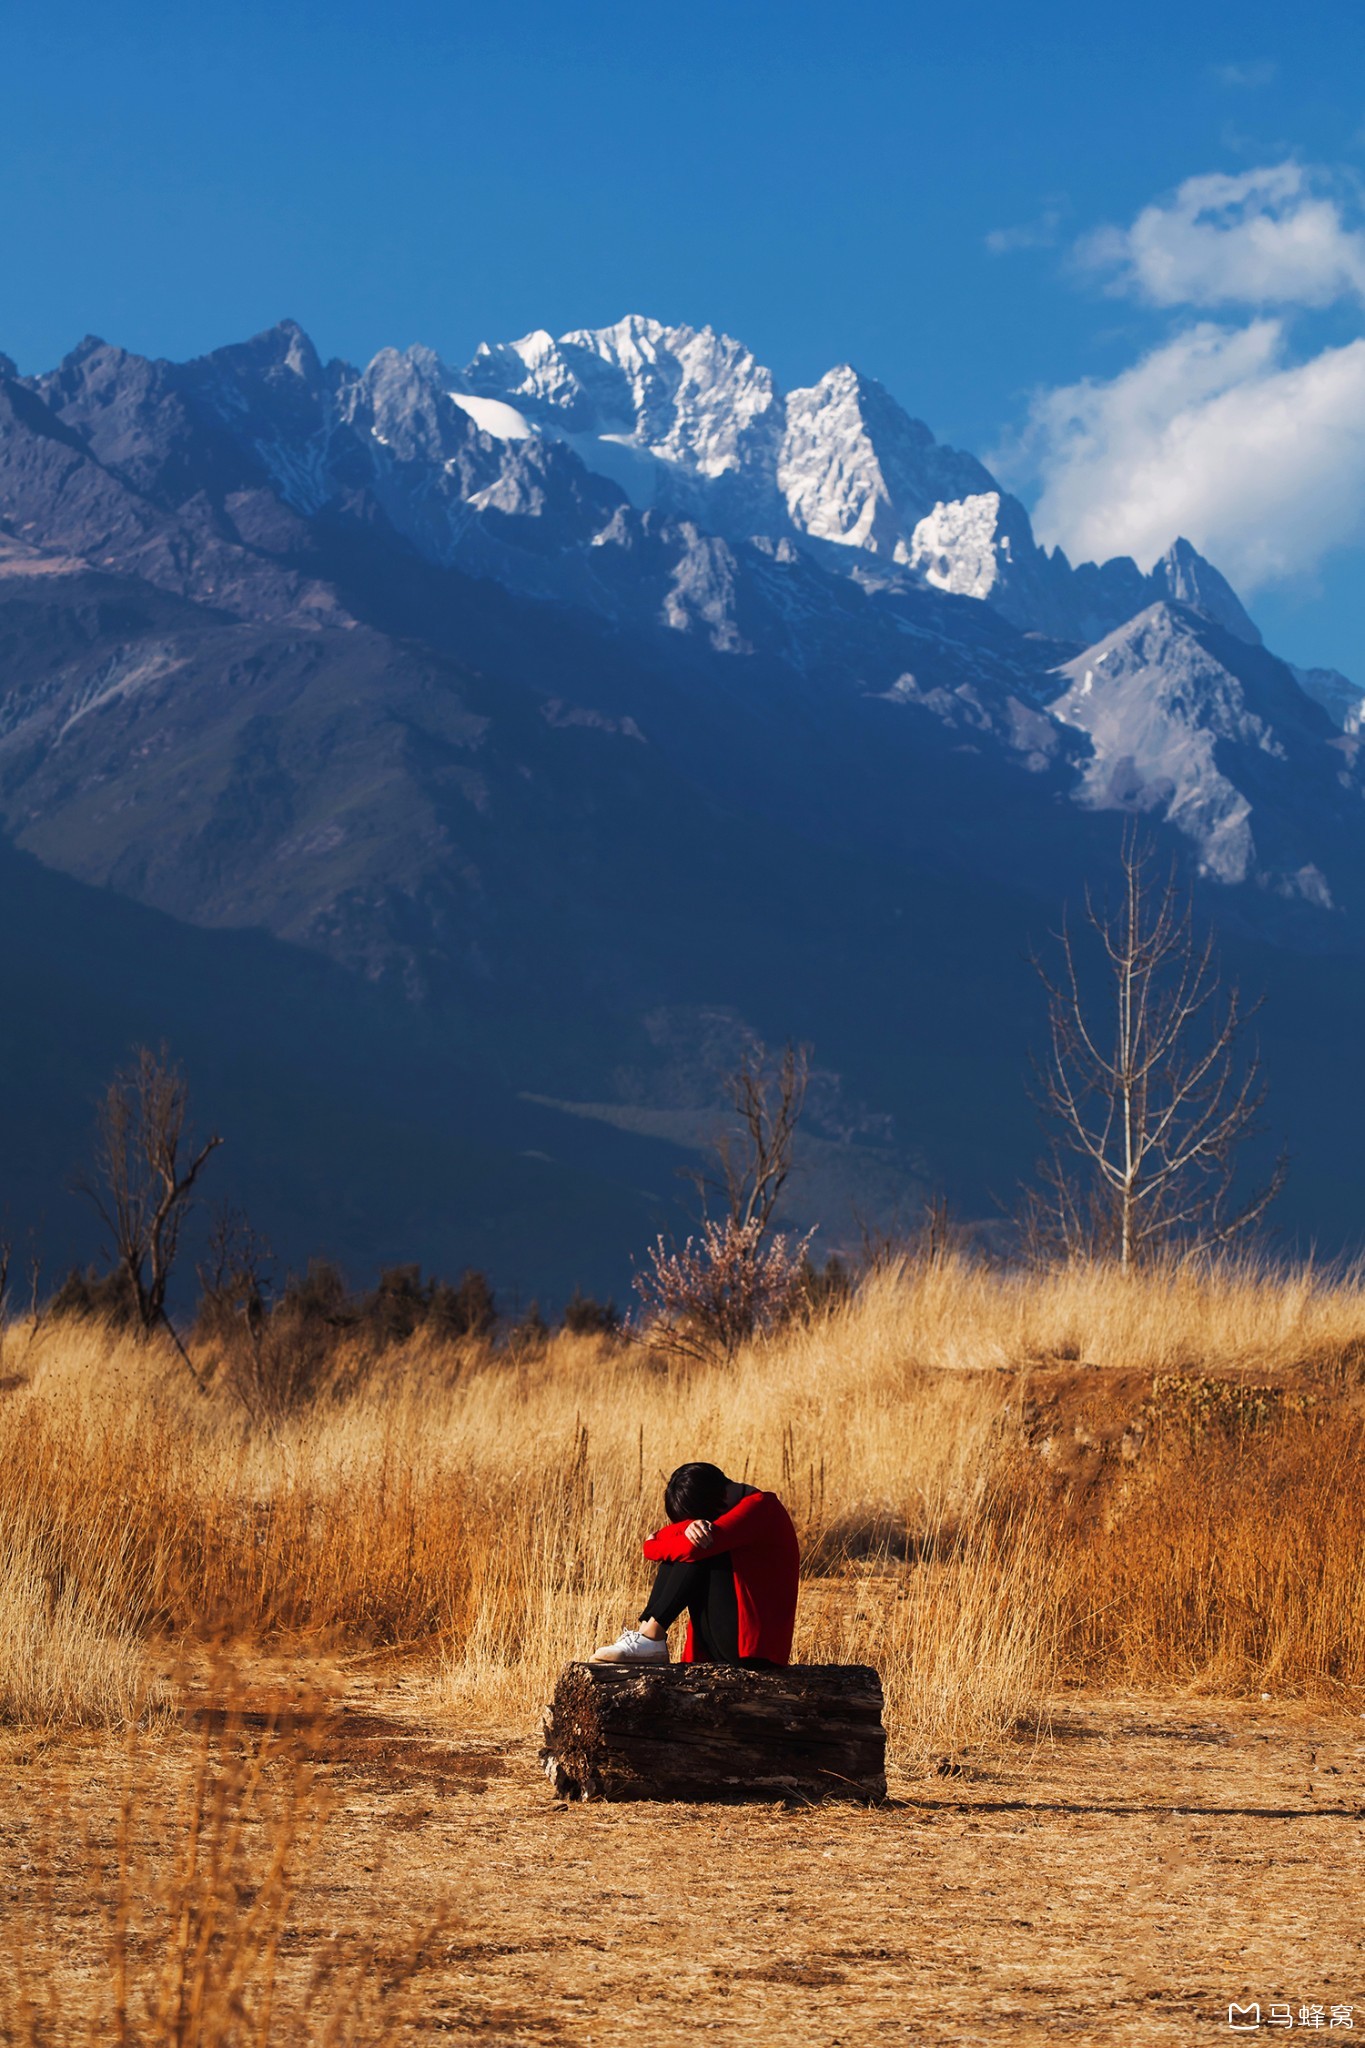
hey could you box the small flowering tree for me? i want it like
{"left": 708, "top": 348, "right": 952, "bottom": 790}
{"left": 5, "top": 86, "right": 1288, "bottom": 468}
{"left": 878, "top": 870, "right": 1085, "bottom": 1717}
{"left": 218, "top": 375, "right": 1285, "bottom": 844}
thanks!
{"left": 634, "top": 1217, "right": 814, "bottom": 1364}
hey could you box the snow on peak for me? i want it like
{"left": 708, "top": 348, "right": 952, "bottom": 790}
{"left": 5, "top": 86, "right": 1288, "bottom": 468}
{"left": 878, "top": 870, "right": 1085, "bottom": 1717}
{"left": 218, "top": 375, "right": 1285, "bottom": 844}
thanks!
{"left": 779, "top": 368, "right": 995, "bottom": 558}
{"left": 902, "top": 501, "right": 1270, "bottom": 652}
{"left": 466, "top": 315, "right": 780, "bottom": 494}
{"left": 779, "top": 368, "right": 896, "bottom": 552}
{"left": 314, "top": 314, "right": 1299, "bottom": 692}
{"left": 462, "top": 315, "right": 1031, "bottom": 575}
{"left": 447, "top": 392, "right": 535, "bottom": 441}
{"left": 908, "top": 494, "right": 1009, "bottom": 597}
{"left": 515, "top": 328, "right": 558, "bottom": 361}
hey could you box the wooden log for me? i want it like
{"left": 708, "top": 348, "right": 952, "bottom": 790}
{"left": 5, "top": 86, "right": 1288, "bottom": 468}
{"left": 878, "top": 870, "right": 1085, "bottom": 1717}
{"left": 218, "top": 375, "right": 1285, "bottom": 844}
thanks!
{"left": 540, "top": 1661, "right": 886, "bottom": 1804}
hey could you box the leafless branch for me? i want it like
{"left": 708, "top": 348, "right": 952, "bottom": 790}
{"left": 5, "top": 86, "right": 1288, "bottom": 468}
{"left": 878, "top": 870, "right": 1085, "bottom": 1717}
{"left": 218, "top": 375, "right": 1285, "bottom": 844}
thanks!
{"left": 687, "top": 1040, "right": 811, "bottom": 1234}
{"left": 76, "top": 1044, "right": 222, "bottom": 1385}
{"left": 1030, "top": 825, "right": 1283, "bottom": 1266}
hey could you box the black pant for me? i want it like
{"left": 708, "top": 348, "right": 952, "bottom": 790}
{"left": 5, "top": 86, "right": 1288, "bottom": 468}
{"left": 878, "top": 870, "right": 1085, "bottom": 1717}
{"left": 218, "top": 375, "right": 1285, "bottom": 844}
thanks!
{"left": 642, "top": 1555, "right": 741, "bottom": 1664}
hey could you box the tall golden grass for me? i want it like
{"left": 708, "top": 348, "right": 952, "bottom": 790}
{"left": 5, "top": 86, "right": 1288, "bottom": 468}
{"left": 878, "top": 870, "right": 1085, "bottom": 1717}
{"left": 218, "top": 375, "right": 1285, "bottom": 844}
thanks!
{"left": 0, "top": 1700, "right": 450, "bottom": 2045}
{"left": 1, "top": 1253, "right": 1363, "bottom": 1761}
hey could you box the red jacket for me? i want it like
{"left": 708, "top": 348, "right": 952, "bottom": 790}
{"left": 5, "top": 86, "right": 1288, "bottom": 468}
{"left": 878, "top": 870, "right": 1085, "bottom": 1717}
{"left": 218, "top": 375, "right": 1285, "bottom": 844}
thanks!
{"left": 642, "top": 1488, "right": 800, "bottom": 1665}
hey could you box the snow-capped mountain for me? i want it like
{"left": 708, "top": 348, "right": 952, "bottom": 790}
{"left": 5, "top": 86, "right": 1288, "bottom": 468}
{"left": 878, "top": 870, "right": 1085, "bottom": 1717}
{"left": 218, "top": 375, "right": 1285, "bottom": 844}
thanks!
{"left": 11, "top": 311, "right": 1356, "bottom": 901}
{"left": 448, "top": 317, "right": 1276, "bottom": 652}
{"left": 1, "top": 309, "right": 1364, "bottom": 1274}
{"left": 463, "top": 315, "right": 784, "bottom": 521}
{"left": 4, "top": 312, "right": 1365, "bottom": 923}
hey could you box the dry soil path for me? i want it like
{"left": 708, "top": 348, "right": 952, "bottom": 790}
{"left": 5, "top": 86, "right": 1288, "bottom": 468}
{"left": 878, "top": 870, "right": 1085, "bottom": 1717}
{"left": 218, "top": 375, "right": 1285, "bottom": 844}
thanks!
{"left": 2, "top": 1665, "right": 1362, "bottom": 2045}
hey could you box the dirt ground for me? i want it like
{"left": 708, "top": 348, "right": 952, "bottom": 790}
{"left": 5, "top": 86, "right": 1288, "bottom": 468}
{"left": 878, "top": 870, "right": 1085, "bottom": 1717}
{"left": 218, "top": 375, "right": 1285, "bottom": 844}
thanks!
{"left": 3, "top": 1658, "right": 1363, "bottom": 2047}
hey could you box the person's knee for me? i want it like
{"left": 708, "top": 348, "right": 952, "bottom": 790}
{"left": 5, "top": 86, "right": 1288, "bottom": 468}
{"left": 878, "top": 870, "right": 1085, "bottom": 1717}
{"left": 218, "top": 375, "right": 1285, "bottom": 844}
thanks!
{"left": 667, "top": 1560, "right": 709, "bottom": 1593}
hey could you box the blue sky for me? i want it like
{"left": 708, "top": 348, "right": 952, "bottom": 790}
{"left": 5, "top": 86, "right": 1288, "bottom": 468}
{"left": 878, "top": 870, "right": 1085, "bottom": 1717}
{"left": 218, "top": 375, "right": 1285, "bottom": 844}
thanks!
{"left": 4, "top": 0, "right": 1365, "bottom": 674}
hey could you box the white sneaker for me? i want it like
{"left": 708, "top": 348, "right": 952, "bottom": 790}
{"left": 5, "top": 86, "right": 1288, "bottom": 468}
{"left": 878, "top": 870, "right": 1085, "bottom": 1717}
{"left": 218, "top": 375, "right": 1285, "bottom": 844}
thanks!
{"left": 589, "top": 1629, "right": 670, "bottom": 1665}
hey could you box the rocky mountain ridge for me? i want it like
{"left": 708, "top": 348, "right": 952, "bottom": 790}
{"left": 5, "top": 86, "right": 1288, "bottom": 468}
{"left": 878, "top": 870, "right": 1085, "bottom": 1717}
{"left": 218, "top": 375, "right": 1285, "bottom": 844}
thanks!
{"left": 456, "top": 314, "right": 1273, "bottom": 653}
{"left": 6, "top": 313, "right": 1360, "bottom": 907}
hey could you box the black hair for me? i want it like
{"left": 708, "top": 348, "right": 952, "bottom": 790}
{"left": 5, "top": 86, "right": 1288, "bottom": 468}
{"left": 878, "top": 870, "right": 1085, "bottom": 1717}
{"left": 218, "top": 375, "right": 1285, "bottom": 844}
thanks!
{"left": 664, "top": 1461, "right": 729, "bottom": 1523}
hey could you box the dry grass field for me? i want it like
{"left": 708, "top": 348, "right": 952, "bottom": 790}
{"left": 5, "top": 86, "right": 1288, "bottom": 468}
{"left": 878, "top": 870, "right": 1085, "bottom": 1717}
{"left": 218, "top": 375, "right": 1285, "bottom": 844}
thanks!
{"left": 1, "top": 1255, "right": 1363, "bottom": 2044}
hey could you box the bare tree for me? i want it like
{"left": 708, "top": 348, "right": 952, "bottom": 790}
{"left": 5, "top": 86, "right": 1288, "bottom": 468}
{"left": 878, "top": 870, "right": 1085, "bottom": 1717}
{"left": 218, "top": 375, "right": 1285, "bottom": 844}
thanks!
{"left": 690, "top": 1040, "right": 810, "bottom": 1232}
{"left": 194, "top": 1205, "right": 275, "bottom": 1413}
{"left": 856, "top": 1192, "right": 960, "bottom": 1276}
{"left": 79, "top": 1045, "right": 222, "bottom": 1376}
{"left": 1033, "top": 828, "right": 1283, "bottom": 1267}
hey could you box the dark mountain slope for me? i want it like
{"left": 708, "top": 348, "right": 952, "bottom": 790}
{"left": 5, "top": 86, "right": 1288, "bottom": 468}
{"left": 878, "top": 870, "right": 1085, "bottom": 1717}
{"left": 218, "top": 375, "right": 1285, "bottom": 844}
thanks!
{"left": 0, "top": 835, "right": 704, "bottom": 1303}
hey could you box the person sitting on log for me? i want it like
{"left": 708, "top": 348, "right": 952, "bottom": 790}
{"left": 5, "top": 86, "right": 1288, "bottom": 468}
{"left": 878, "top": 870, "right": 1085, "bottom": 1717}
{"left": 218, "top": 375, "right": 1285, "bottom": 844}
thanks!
{"left": 591, "top": 1460, "right": 799, "bottom": 1667}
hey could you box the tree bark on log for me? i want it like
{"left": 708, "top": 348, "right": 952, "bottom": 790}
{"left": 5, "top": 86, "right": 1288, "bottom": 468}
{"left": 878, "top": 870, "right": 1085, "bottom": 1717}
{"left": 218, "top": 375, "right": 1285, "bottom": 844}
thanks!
{"left": 540, "top": 1662, "right": 886, "bottom": 1804}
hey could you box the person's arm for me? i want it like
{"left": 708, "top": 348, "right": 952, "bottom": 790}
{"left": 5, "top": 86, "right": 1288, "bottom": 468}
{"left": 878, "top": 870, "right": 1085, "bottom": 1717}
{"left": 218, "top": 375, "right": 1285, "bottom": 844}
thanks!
{"left": 688, "top": 1489, "right": 776, "bottom": 1556}
{"left": 642, "top": 1519, "right": 704, "bottom": 1562}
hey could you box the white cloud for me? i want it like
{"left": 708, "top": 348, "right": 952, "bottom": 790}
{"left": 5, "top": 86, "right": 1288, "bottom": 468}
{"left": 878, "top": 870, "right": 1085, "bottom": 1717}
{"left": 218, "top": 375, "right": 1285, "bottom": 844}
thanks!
{"left": 985, "top": 207, "right": 1064, "bottom": 256}
{"left": 1078, "top": 163, "right": 1365, "bottom": 309}
{"left": 1006, "top": 320, "right": 1365, "bottom": 590}
{"left": 1211, "top": 60, "right": 1277, "bottom": 90}
{"left": 1001, "top": 164, "right": 1365, "bottom": 591}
